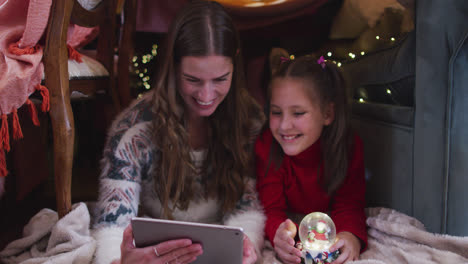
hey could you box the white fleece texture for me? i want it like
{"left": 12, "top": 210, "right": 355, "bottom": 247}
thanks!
{"left": 92, "top": 226, "right": 125, "bottom": 264}
{"left": 0, "top": 203, "right": 96, "bottom": 264}
{"left": 224, "top": 209, "right": 266, "bottom": 263}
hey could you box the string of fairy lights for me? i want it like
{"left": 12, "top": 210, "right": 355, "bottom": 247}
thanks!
{"left": 131, "top": 44, "right": 158, "bottom": 98}
{"left": 319, "top": 34, "right": 400, "bottom": 104}
{"left": 130, "top": 34, "right": 401, "bottom": 103}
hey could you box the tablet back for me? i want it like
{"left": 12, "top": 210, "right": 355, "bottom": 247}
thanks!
{"left": 132, "top": 217, "right": 243, "bottom": 264}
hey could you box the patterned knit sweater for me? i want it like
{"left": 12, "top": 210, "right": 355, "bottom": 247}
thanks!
{"left": 92, "top": 92, "right": 266, "bottom": 264}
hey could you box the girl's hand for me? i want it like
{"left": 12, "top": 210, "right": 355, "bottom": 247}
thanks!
{"left": 273, "top": 219, "right": 302, "bottom": 264}
{"left": 330, "top": 231, "right": 361, "bottom": 264}
{"left": 242, "top": 234, "right": 257, "bottom": 264}
{"left": 118, "top": 224, "right": 203, "bottom": 264}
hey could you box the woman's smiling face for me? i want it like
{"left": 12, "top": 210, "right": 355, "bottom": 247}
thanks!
{"left": 269, "top": 77, "right": 333, "bottom": 156}
{"left": 178, "top": 55, "right": 233, "bottom": 119}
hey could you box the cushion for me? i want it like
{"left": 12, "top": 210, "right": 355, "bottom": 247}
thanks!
{"left": 68, "top": 53, "right": 109, "bottom": 79}
{"left": 41, "top": 53, "right": 109, "bottom": 81}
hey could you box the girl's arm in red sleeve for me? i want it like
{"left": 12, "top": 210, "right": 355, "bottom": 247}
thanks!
{"left": 330, "top": 134, "right": 368, "bottom": 251}
{"left": 255, "top": 129, "right": 289, "bottom": 246}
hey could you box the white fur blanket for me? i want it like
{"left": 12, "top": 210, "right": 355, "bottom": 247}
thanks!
{"left": 0, "top": 203, "right": 96, "bottom": 264}
{"left": 262, "top": 207, "right": 468, "bottom": 264}
{"left": 355, "top": 207, "right": 468, "bottom": 264}
{"left": 2, "top": 205, "right": 467, "bottom": 264}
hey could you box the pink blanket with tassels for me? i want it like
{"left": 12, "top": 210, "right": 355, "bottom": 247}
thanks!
{"left": 0, "top": 0, "right": 52, "bottom": 179}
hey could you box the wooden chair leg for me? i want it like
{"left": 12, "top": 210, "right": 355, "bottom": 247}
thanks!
{"left": 49, "top": 94, "right": 75, "bottom": 218}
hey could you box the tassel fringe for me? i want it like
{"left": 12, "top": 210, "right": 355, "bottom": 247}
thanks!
{"left": 26, "top": 99, "right": 40, "bottom": 126}
{"left": 0, "top": 83, "right": 50, "bottom": 178}
{"left": 0, "top": 82, "right": 49, "bottom": 178}
{"left": 0, "top": 150, "right": 7, "bottom": 177}
{"left": 8, "top": 42, "right": 40, "bottom": 55}
{"left": 0, "top": 114, "right": 10, "bottom": 152}
{"left": 67, "top": 44, "right": 83, "bottom": 63}
{"left": 11, "top": 109, "right": 23, "bottom": 140}
{"left": 35, "top": 84, "right": 50, "bottom": 112}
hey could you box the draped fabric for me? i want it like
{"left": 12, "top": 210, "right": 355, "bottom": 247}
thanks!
{"left": 0, "top": 0, "right": 52, "bottom": 178}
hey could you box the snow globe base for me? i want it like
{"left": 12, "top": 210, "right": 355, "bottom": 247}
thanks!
{"left": 300, "top": 248, "right": 340, "bottom": 264}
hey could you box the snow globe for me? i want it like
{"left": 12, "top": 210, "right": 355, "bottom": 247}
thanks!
{"left": 296, "top": 212, "right": 340, "bottom": 264}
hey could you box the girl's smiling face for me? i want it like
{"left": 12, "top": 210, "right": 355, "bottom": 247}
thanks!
{"left": 178, "top": 55, "right": 233, "bottom": 119}
{"left": 269, "top": 77, "right": 334, "bottom": 156}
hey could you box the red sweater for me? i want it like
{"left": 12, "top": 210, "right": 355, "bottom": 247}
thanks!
{"left": 255, "top": 129, "right": 367, "bottom": 250}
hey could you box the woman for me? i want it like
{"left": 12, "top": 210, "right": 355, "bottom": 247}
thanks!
{"left": 92, "top": 1, "right": 266, "bottom": 264}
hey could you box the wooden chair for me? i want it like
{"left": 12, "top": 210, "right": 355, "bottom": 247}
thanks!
{"left": 42, "top": 0, "right": 136, "bottom": 218}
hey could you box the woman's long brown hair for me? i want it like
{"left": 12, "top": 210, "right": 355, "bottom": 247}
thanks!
{"left": 268, "top": 56, "right": 353, "bottom": 195}
{"left": 151, "top": 0, "right": 263, "bottom": 219}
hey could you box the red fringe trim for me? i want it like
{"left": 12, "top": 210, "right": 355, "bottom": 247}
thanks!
{"left": 0, "top": 149, "right": 7, "bottom": 177}
{"left": 8, "top": 42, "right": 40, "bottom": 55}
{"left": 26, "top": 99, "right": 40, "bottom": 126}
{"left": 35, "top": 84, "right": 50, "bottom": 112}
{"left": 11, "top": 109, "right": 23, "bottom": 140}
{"left": 67, "top": 44, "right": 83, "bottom": 63}
{"left": 1, "top": 114, "right": 10, "bottom": 152}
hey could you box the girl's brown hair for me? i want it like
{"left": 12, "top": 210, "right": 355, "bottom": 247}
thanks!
{"left": 268, "top": 56, "right": 352, "bottom": 194}
{"left": 151, "top": 0, "right": 263, "bottom": 218}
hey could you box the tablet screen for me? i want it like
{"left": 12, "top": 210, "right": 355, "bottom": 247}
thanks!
{"left": 132, "top": 217, "right": 244, "bottom": 264}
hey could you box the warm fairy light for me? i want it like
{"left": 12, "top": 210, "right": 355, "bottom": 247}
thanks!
{"left": 361, "top": 51, "right": 365, "bottom": 56}
{"left": 386, "top": 89, "right": 392, "bottom": 94}
{"left": 151, "top": 44, "right": 158, "bottom": 56}
{"left": 327, "top": 52, "right": 332, "bottom": 57}
{"left": 376, "top": 36, "right": 380, "bottom": 40}
{"left": 391, "top": 37, "right": 396, "bottom": 42}
{"left": 348, "top": 53, "right": 356, "bottom": 59}
{"left": 289, "top": 54, "right": 295, "bottom": 60}
{"left": 359, "top": 98, "right": 364, "bottom": 102}
{"left": 337, "top": 62, "right": 342, "bottom": 67}
{"left": 132, "top": 42, "right": 159, "bottom": 97}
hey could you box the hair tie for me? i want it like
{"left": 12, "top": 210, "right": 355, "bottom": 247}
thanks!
{"left": 279, "top": 56, "right": 290, "bottom": 64}
{"left": 280, "top": 55, "right": 295, "bottom": 64}
{"left": 317, "top": 56, "right": 326, "bottom": 69}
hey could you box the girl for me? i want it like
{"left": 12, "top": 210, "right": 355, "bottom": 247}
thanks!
{"left": 255, "top": 56, "right": 367, "bottom": 264}
{"left": 92, "top": 1, "right": 265, "bottom": 264}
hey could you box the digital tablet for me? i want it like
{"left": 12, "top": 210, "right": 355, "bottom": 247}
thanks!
{"left": 131, "top": 217, "right": 244, "bottom": 264}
